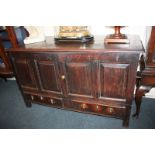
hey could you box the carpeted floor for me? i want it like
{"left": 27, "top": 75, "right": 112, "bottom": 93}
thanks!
{"left": 0, "top": 79, "right": 155, "bottom": 129}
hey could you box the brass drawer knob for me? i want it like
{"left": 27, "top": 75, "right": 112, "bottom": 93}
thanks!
{"left": 81, "top": 103, "right": 87, "bottom": 109}
{"left": 96, "top": 105, "right": 99, "bottom": 110}
{"left": 109, "top": 107, "right": 114, "bottom": 113}
{"left": 31, "top": 95, "right": 34, "bottom": 100}
{"left": 40, "top": 96, "right": 43, "bottom": 100}
{"left": 61, "top": 75, "right": 65, "bottom": 80}
{"left": 50, "top": 99, "right": 54, "bottom": 104}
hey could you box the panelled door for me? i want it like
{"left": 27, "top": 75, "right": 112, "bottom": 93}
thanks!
{"left": 33, "top": 53, "right": 62, "bottom": 96}
{"left": 60, "top": 54, "right": 97, "bottom": 100}
{"left": 98, "top": 61, "right": 130, "bottom": 100}
{"left": 11, "top": 53, "right": 38, "bottom": 91}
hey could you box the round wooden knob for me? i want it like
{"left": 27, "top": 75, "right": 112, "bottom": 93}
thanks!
{"left": 61, "top": 75, "right": 65, "bottom": 80}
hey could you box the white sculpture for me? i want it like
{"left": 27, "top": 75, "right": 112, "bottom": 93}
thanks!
{"left": 24, "top": 26, "right": 45, "bottom": 44}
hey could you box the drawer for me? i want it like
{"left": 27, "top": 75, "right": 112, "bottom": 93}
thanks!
{"left": 64, "top": 100, "right": 126, "bottom": 118}
{"left": 25, "top": 94, "right": 62, "bottom": 108}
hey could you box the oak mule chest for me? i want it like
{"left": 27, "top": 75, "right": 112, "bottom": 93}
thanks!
{"left": 7, "top": 36, "right": 143, "bottom": 127}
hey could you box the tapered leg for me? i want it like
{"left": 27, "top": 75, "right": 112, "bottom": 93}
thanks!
{"left": 123, "top": 116, "right": 129, "bottom": 127}
{"left": 23, "top": 97, "right": 32, "bottom": 107}
{"left": 132, "top": 86, "right": 151, "bottom": 118}
{"left": 133, "top": 88, "right": 144, "bottom": 118}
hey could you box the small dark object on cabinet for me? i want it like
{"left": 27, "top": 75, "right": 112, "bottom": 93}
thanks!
{"left": 54, "top": 35, "right": 94, "bottom": 43}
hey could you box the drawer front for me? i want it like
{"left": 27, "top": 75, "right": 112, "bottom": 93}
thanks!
{"left": 25, "top": 94, "right": 62, "bottom": 108}
{"left": 64, "top": 100, "right": 126, "bottom": 118}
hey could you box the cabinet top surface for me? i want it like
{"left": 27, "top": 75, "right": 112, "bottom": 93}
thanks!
{"left": 8, "top": 35, "right": 144, "bottom": 53}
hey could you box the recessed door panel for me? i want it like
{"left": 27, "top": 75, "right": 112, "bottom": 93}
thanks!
{"left": 13, "top": 57, "right": 37, "bottom": 90}
{"left": 35, "top": 60, "right": 61, "bottom": 93}
{"left": 33, "top": 53, "right": 62, "bottom": 95}
{"left": 99, "top": 63, "right": 129, "bottom": 99}
{"left": 65, "top": 62, "right": 93, "bottom": 97}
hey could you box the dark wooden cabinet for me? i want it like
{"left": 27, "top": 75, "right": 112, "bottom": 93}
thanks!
{"left": 7, "top": 36, "right": 143, "bottom": 127}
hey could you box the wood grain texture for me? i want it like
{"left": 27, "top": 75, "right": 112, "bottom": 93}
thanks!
{"left": 99, "top": 63, "right": 129, "bottom": 99}
{"left": 8, "top": 36, "right": 143, "bottom": 127}
{"left": 7, "top": 35, "right": 143, "bottom": 52}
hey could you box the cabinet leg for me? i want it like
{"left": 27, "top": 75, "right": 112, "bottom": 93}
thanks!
{"left": 132, "top": 88, "right": 144, "bottom": 118}
{"left": 4, "top": 78, "right": 7, "bottom": 82}
{"left": 25, "top": 100, "right": 32, "bottom": 107}
{"left": 122, "top": 116, "right": 129, "bottom": 127}
{"left": 132, "top": 86, "right": 151, "bottom": 118}
{"left": 122, "top": 107, "right": 131, "bottom": 127}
